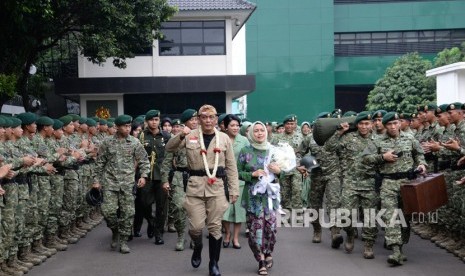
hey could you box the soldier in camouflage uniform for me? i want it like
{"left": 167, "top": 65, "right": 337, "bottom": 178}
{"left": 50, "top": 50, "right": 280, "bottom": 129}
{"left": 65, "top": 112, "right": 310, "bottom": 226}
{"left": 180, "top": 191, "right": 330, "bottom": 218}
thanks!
{"left": 325, "top": 111, "right": 379, "bottom": 258}
{"left": 423, "top": 104, "right": 458, "bottom": 249}
{"left": 371, "top": 110, "right": 387, "bottom": 140}
{"left": 440, "top": 103, "right": 465, "bottom": 260}
{"left": 270, "top": 114, "right": 304, "bottom": 209}
{"left": 93, "top": 115, "right": 150, "bottom": 254}
{"left": 297, "top": 112, "right": 343, "bottom": 248}
{"left": 161, "top": 109, "right": 198, "bottom": 251}
{"left": 362, "top": 112, "right": 426, "bottom": 266}
{"left": 399, "top": 113, "right": 414, "bottom": 137}
{"left": 410, "top": 113, "right": 424, "bottom": 140}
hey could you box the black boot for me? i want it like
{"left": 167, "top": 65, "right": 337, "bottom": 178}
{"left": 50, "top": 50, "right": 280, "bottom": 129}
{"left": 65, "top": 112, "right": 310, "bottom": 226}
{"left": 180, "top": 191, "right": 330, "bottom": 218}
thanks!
{"left": 191, "top": 235, "right": 203, "bottom": 268}
{"left": 208, "top": 234, "right": 222, "bottom": 276}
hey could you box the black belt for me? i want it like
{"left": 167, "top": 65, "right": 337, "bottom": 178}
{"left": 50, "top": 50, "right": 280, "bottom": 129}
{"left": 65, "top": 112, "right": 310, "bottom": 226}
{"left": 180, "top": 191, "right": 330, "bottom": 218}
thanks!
{"left": 189, "top": 167, "right": 225, "bottom": 177}
{"left": 175, "top": 167, "right": 189, "bottom": 173}
{"left": 380, "top": 171, "right": 416, "bottom": 180}
{"left": 15, "top": 175, "right": 28, "bottom": 185}
{"left": 437, "top": 159, "right": 464, "bottom": 171}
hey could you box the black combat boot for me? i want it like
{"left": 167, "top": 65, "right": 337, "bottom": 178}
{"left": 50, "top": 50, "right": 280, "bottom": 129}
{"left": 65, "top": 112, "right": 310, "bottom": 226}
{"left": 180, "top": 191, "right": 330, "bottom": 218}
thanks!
{"left": 208, "top": 234, "right": 222, "bottom": 276}
{"left": 191, "top": 235, "right": 203, "bottom": 268}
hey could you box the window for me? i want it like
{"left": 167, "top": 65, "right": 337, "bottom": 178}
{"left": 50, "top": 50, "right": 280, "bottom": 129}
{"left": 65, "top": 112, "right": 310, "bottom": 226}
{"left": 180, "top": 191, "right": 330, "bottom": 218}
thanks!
{"left": 159, "top": 21, "right": 226, "bottom": 56}
{"left": 335, "top": 29, "right": 465, "bottom": 56}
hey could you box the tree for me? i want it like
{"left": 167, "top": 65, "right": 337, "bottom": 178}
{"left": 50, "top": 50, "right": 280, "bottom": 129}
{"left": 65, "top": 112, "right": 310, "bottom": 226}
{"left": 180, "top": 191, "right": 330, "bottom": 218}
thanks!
{"left": 0, "top": 0, "right": 177, "bottom": 110}
{"left": 433, "top": 42, "right": 465, "bottom": 67}
{"left": 365, "top": 52, "right": 435, "bottom": 113}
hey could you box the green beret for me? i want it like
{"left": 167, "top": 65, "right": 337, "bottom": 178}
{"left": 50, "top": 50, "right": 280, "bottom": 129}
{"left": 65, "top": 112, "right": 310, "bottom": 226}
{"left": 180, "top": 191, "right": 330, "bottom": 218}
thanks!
{"left": 277, "top": 123, "right": 284, "bottom": 128}
{"left": 271, "top": 121, "right": 278, "bottom": 127}
{"left": 133, "top": 117, "right": 145, "bottom": 125}
{"left": 435, "top": 104, "right": 449, "bottom": 116}
{"left": 69, "top": 114, "right": 80, "bottom": 122}
{"left": 0, "top": 116, "right": 12, "bottom": 128}
{"left": 372, "top": 110, "right": 387, "bottom": 119}
{"left": 317, "top": 112, "right": 331, "bottom": 119}
{"left": 99, "top": 119, "right": 107, "bottom": 126}
{"left": 10, "top": 117, "right": 22, "bottom": 128}
{"left": 181, "top": 109, "right": 198, "bottom": 123}
{"left": 91, "top": 116, "right": 100, "bottom": 122}
{"left": 107, "top": 117, "right": 115, "bottom": 123}
{"left": 78, "top": 117, "right": 88, "bottom": 124}
{"left": 240, "top": 121, "right": 252, "bottom": 136}
{"left": 16, "top": 112, "right": 37, "bottom": 125}
{"left": 399, "top": 113, "right": 412, "bottom": 120}
{"left": 36, "top": 116, "right": 54, "bottom": 126}
{"left": 343, "top": 111, "right": 357, "bottom": 117}
{"left": 411, "top": 113, "right": 420, "bottom": 119}
{"left": 86, "top": 118, "right": 97, "bottom": 127}
{"left": 417, "top": 103, "right": 437, "bottom": 112}
{"left": 354, "top": 111, "right": 372, "bottom": 125}
{"left": 172, "top": 119, "right": 181, "bottom": 126}
{"left": 115, "top": 114, "right": 132, "bottom": 126}
{"left": 107, "top": 122, "right": 115, "bottom": 128}
{"left": 0, "top": 116, "right": 6, "bottom": 128}
{"left": 283, "top": 114, "right": 297, "bottom": 124}
{"left": 53, "top": 119, "right": 64, "bottom": 130}
{"left": 58, "top": 115, "right": 73, "bottom": 126}
{"left": 145, "top": 110, "right": 160, "bottom": 120}
{"left": 446, "top": 102, "right": 464, "bottom": 111}
{"left": 382, "top": 112, "right": 400, "bottom": 125}
{"left": 217, "top": 113, "right": 227, "bottom": 124}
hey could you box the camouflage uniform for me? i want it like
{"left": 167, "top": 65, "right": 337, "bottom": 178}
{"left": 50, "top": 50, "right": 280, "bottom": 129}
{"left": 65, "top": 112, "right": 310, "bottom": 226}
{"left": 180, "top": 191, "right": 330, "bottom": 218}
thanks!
{"left": 325, "top": 131, "right": 378, "bottom": 251}
{"left": 362, "top": 131, "right": 426, "bottom": 261}
{"left": 270, "top": 131, "right": 303, "bottom": 209}
{"left": 451, "top": 120, "right": 465, "bottom": 245}
{"left": 93, "top": 134, "right": 150, "bottom": 242}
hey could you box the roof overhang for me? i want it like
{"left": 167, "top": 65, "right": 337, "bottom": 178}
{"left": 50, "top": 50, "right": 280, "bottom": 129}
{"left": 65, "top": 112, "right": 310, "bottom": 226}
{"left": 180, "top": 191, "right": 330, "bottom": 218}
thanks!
{"left": 55, "top": 75, "right": 255, "bottom": 100}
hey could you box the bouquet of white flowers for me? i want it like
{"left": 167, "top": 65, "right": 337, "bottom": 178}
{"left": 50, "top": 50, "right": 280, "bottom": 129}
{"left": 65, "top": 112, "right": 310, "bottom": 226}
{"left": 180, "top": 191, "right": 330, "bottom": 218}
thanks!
{"left": 269, "top": 142, "right": 297, "bottom": 173}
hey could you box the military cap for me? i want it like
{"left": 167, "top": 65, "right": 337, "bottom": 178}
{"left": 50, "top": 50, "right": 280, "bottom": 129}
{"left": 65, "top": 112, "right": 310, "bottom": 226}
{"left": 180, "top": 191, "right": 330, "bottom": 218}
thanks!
{"left": 372, "top": 110, "right": 387, "bottom": 119}
{"left": 0, "top": 116, "right": 6, "bottom": 128}
{"left": 161, "top": 117, "right": 173, "bottom": 126}
{"left": 435, "top": 104, "right": 449, "bottom": 116}
{"left": 107, "top": 117, "right": 115, "bottom": 123}
{"left": 107, "top": 122, "right": 114, "bottom": 128}
{"left": 91, "top": 116, "right": 100, "bottom": 122}
{"left": 382, "top": 112, "right": 400, "bottom": 125}
{"left": 36, "top": 116, "right": 54, "bottom": 126}
{"left": 69, "top": 114, "right": 80, "bottom": 122}
{"left": 332, "top": 109, "right": 342, "bottom": 116}
{"left": 446, "top": 102, "right": 464, "bottom": 111}
{"left": 271, "top": 121, "right": 278, "bottom": 127}
{"left": 354, "top": 111, "right": 372, "bottom": 125}
{"left": 301, "top": 121, "right": 311, "bottom": 128}
{"left": 59, "top": 115, "right": 73, "bottom": 126}
{"left": 0, "top": 116, "right": 11, "bottom": 128}
{"left": 53, "top": 119, "right": 64, "bottom": 130}
{"left": 99, "top": 119, "right": 107, "bottom": 126}
{"left": 115, "top": 114, "right": 132, "bottom": 126}
{"left": 411, "top": 113, "right": 420, "bottom": 119}
{"left": 277, "top": 123, "right": 284, "bottom": 128}
{"left": 343, "top": 111, "right": 357, "bottom": 117}
{"left": 399, "top": 113, "right": 412, "bottom": 120}
{"left": 133, "top": 116, "right": 145, "bottom": 125}
{"left": 86, "top": 118, "right": 97, "bottom": 127}
{"left": 179, "top": 109, "right": 197, "bottom": 123}
{"left": 317, "top": 112, "right": 331, "bottom": 119}
{"left": 265, "top": 121, "right": 272, "bottom": 126}
{"left": 10, "top": 117, "right": 22, "bottom": 128}
{"left": 417, "top": 103, "right": 437, "bottom": 112}
{"left": 145, "top": 110, "right": 161, "bottom": 120}
{"left": 217, "top": 113, "right": 227, "bottom": 124}
{"left": 78, "top": 117, "right": 88, "bottom": 124}
{"left": 172, "top": 119, "right": 181, "bottom": 126}
{"left": 16, "top": 112, "right": 37, "bottom": 125}
{"left": 283, "top": 114, "right": 297, "bottom": 124}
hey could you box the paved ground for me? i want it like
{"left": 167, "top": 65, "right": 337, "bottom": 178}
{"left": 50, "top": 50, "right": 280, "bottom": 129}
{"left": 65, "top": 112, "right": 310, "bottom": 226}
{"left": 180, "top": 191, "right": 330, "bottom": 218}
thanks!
{"left": 28, "top": 222, "right": 464, "bottom": 276}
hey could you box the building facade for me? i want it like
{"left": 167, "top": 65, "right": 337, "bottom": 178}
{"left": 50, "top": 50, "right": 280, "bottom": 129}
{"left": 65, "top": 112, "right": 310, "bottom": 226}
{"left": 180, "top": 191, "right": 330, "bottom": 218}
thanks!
{"left": 246, "top": 0, "right": 465, "bottom": 122}
{"left": 55, "top": 0, "right": 256, "bottom": 118}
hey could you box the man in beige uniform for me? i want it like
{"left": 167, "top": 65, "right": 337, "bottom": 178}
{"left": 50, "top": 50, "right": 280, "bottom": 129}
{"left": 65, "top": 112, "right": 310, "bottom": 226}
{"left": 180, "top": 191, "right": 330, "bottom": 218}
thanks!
{"left": 165, "top": 105, "right": 238, "bottom": 276}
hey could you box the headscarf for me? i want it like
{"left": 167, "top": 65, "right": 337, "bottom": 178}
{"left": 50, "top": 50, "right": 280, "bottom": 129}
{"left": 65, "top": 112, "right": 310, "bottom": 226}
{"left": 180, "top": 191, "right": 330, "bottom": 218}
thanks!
{"left": 247, "top": 121, "right": 270, "bottom": 151}
{"left": 240, "top": 121, "right": 252, "bottom": 136}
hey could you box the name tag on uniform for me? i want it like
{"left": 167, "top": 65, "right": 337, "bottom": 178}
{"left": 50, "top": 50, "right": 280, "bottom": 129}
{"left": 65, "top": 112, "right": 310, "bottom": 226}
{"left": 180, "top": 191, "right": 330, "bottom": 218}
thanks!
{"left": 189, "top": 137, "right": 199, "bottom": 144}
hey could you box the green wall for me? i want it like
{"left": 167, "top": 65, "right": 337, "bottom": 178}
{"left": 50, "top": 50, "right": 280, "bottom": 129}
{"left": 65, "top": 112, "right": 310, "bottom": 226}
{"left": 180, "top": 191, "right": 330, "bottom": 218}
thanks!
{"left": 246, "top": 0, "right": 465, "bottom": 120}
{"left": 246, "top": 0, "right": 335, "bottom": 122}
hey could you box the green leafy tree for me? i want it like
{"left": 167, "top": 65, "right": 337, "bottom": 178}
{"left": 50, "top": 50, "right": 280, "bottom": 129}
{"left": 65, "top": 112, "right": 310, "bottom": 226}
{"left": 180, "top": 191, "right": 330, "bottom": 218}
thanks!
{"left": 366, "top": 52, "right": 435, "bottom": 113}
{"left": 0, "top": 0, "right": 177, "bottom": 110}
{"left": 433, "top": 42, "right": 465, "bottom": 67}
